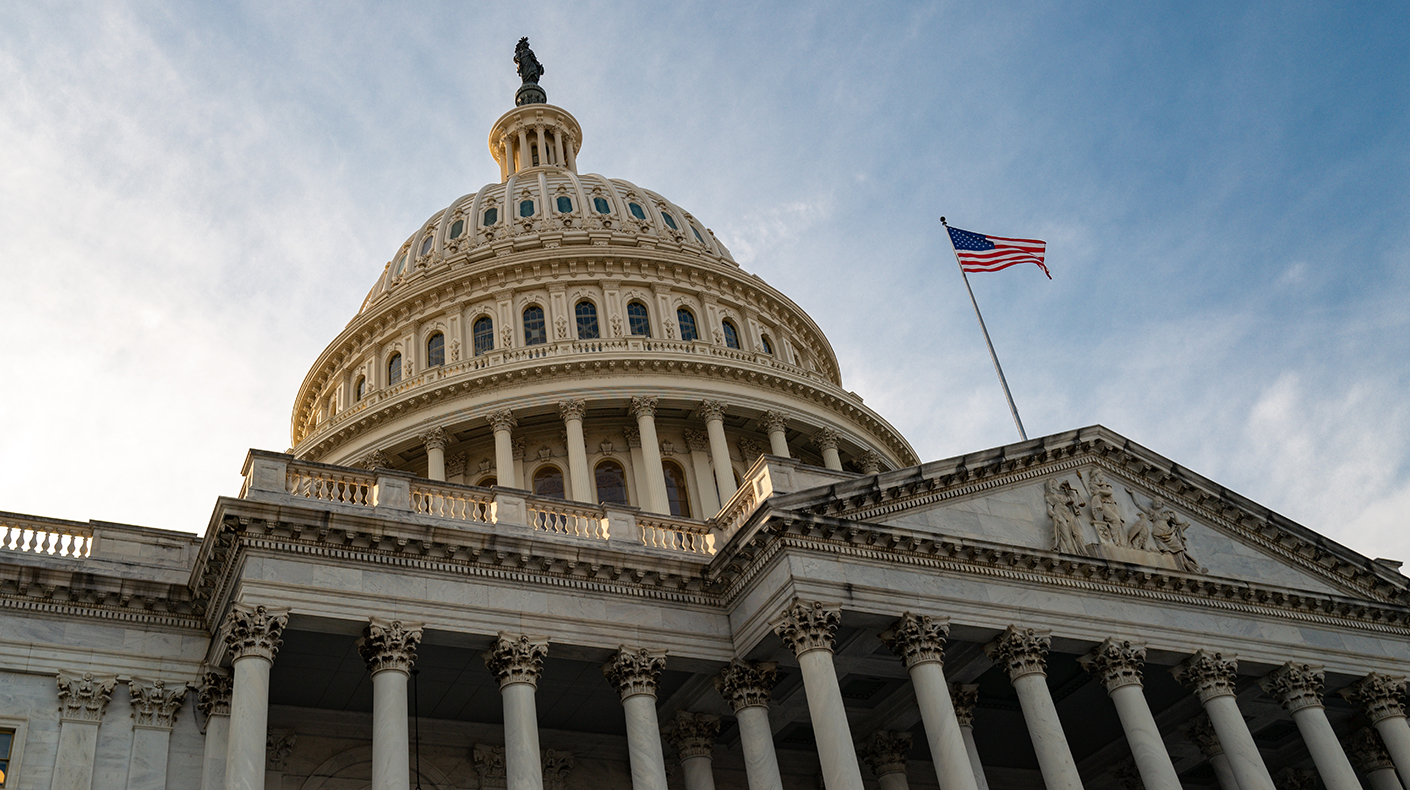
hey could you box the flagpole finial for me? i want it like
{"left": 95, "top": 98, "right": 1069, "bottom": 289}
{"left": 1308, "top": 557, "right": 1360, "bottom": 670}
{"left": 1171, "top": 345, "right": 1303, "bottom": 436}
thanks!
{"left": 940, "top": 216, "right": 947, "bottom": 225}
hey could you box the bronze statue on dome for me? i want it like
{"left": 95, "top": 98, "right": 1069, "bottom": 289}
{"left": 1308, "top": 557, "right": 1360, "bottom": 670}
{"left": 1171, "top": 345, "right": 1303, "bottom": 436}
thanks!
{"left": 515, "top": 37, "right": 544, "bottom": 85}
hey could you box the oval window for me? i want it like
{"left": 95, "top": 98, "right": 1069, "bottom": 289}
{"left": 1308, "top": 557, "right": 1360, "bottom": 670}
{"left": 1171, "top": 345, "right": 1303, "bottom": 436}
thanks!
{"left": 661, "top": 212, "right": 678, "bottom": 230}
{"left": 593, "top": 197, "right": 611, "bottom": 214}
{"left": 556, "top": 196, "right": 572, "bottom": 213}
{"left": 628, "top": 202, "right": 646, "bottom": 220}
{"left": 449, "top": 219, "right": 464, "bottom": 239}
{"left": 519, "top": 200, "right": 535, "bottom": 218}
{"left": 419, "top": 235, "right": 433, "bottom": 256}
{"left": 483, "top": 207, "right": 498, "bottom": 226}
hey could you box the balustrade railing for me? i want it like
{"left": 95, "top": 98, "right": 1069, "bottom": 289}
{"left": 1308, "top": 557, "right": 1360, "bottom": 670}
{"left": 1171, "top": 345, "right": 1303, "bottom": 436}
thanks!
{"left": 637, "top": 514, "right": 713, "bottom": 554}
{"left": 527, "top": 498, "right": 607, "bottom": 540}
{"left": 715, "top": 483, "right": 760, "bottom": 543}
{"left": 412, "top": 482, "right": 492, "bottom": 523}
{"left": 285, "top": 466, "right": 374, "bottom": 506}
{"left": 0, "top": 515, "right": 93, "bottom": 558}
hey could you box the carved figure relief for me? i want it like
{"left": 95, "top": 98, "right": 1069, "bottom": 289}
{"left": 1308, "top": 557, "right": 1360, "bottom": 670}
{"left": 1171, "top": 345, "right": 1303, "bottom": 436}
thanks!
{"left": 1045, "top": 479, "right": 1087, "bottom": 556}
{"left": 1137, "top": 494, "right": 1205, "bottom": 572}
{"left": 1043, "top": 472, "right": 1205, "bottom": 572}
{"left": 1087, "top": 470, "right": 1126, "bottom": 545}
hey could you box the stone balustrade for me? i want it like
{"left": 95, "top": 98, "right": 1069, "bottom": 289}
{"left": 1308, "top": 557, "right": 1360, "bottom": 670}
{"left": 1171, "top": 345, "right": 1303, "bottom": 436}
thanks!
{"left": 0, "top": 513, "right": 93, "bottom": 558}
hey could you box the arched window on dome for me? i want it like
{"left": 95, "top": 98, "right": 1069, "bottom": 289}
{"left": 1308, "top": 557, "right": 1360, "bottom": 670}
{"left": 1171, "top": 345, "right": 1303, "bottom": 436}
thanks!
{"left": 627, "top": 302, "right": 651, "bottom": 337}
{"left": 473, "top": 317, "right": 494, "bottom": 356}
{"left": 449, "top": 219, "right": 465, "bottom": 239}
{"left": 677, "top": 308, "right": 699, "bottom": 342}
{"left": 419, "top": 234, "right": 434, "bottom": 256}
{"left": 519, "top": 200, "right": 536, "bottom": 218}
{"left": 556, "top": 196, "right": 573, "bottom": 214}
{"left": 355, "top": 376, "right": 366, "bottom": 401}
{"left": 691, "top": 224, "right": 705, "bottom": 244}
{"left": 523, "top": 306, "right": 547, "bottom": 346}
{"left": 662, "top": 460, "right": 691, "bottom": 518}
{"left": 426, "top": 332, "right": 445, "bottom": 367}
{"left": 660, "top": 211, "right": 679, "bottom": 230}
{"left": 759, "top": 334, "right": 774, "bottom": 356}
{"left": 533, "top": 465, "right": 565, "bottom": 499}
{"left": 576, "top": 301, "right": 600, "bottom": 339}
{"left": 387, "top": 353, "right": 402, "bottom": 385}
{"left": 628, "top": 202, "right": 646, "bottom": 220}
{"left": 393, "top": 253, "right": 407, "bottom": 277}
{"left": 593, "top": 197, "right": 611, "bottom": 215}
{"left": 483, "top": 207, "right": 499, "bottom": 227}
{"left": 722, "top": 320, "right": 741, "bottom": 349}
{"left": 595, "top": 460, "right": 629, "bottom": 506}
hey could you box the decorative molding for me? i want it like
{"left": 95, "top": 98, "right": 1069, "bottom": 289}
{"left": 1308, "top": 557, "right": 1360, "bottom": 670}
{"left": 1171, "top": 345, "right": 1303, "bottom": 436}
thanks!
{"left": 683, "top": 430, "right": 710, "bottom": 452}
{"left": 879, "top": 612, "right": 949, "bottom": 669}
{"left": 1347, "top": 727, "right": 1395, "bottom": 772}
{"left": 1176, "top": 650, "right": 1238, "bottom": 703}
{"left": 1079, "top": 638, "right": 1146, "bottom": 692}
{"left": 197, "top": 670, "right": 233, "bottom": 719}
{"left": 737, "top": 438, "right": 762, "bottom": 462}
{"left": 623, "top": 427, "right": 642, "bottom": 448}
{"left": 472, "top": 743, "right": 507, "bottom": 789}
{"left": 698, "top": 400, "right": 726, "bottom": 422}
{"left": 1341, "top": 673, "right": 1408, "bottom": 723}
{"left": 1275, "top": 767, "right": 1318, "bottom": 790}
{"left": 811, "top": 428, "right": 839, "bottom": 451}
{"left": 629, "top": 395, "right": 659, "bottom": 420}
{"left": 859, "top": 730, "right": 912, "bottom": 778}
{"left": 715, "top": 660, "right": 777, "bottom": 712}
{"left": 1259, "top": 662, "right": 1324, "bottom": 713}
{"left": 56, "top": 672, "right": 116, "bottom": 723}
{"left": 484, "top": 633, "right": 549, "bottom": 689}
{"left": 856, "top": 449, "right": 882, "bottom": 474}
{"left": 772, "top": 599, "right": 841, "bottom": 657}
{"left": 419, "top": 427, "right": 450, "bottom": 451}
{"left": 760, "top": 411, "right": 789, "bottom": 434}
{"left": 357, "top": 617, "right": 424, "bottom": 674}
{"left": 1182, "top": 714, "right": 1223, "bottom": 757}
{"left": 543, "top": 749, "right": 575, "bottom": 790}
{"left": 267, "top": 731, "right": 297, "bottom": 771}
{"left": 664, "top": 711, "right": 720, "bottom": 761}
{"left": 488, "top": 410, "right": 518, "bottom": 433}
{"left": 558, "top": 399, "right": 586, "bottom": 422}
{"left": 950, "top": 683, "right": 979, "bottom": 727}
{"left": 603, "top": 646, "right": 667, "bottom": 699}
{"left": 362, "top": 449, "right": 392, "bottom": 470}
{"left": 985, "top": 626, "right": 1051, "bottom": 680}
{"left": 128, "top": 678, "right": 186, "bottom": 730}
{"left": 222, "top": 603, "right": 289, "bottom": 662}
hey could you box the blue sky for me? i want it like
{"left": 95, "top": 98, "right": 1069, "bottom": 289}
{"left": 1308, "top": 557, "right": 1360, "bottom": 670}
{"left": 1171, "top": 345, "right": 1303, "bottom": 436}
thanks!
{"left": 2, "top": 2, "right": 1407, "bottom": 565}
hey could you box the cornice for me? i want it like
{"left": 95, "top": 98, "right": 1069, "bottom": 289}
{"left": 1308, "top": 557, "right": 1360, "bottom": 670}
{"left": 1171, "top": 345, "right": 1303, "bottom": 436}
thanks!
{"left": 0, "top": 562, "right": 204, "bottom": 630}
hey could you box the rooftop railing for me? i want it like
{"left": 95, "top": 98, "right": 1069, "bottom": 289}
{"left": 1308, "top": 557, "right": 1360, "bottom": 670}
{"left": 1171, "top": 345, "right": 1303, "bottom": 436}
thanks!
{"left": 0, "top": 514, "right": 93, "bottom": 559}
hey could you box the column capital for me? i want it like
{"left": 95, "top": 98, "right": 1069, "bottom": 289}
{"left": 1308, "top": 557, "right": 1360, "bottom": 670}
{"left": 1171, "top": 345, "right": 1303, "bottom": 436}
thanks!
{"left": 484, "top": 633, "right": 549, "bottom": 689}
{"left": 558, "top": 399, "right": 586, "bottom": 421}
{"left": 197, "top": 670, "right": 233, "bottom": 719}
{"left": 859, "top": 730, "right": 913, "bottom": 778}
{"left": 357, "top": 617, "right": 424, "bottom": 675}
{"left": 772, "top": 600, "right": 842, "bottom": 657}
{"left": 419, "top": 426, "right": 450, "bottom": 451}
{"left": 715, "top": 660, "right": 778, "bottom": 711}
{"left": 1347, "top": 727, "right": 1396, "bottom": 772}
{"left": 1259, "top": 662, "right": 1324, "bottom": 713}
{"left": 760, "top": 410, "right": 789, "bottom": 434}
{"left": 1182, "top": 714, "right": 1224, "bottom": 758}
{"left": 128, "top": 678, "right": 187, "bottom": 730}
{"left": 879, "top": 612, "right": 950, "bottom": 668}
{"left": 488, "top": 409, "right": 518, "bottom": 432}
{"left": 1110, "top": 757, "right": 1143, "bottom": 790}
{"left": 267, "top": 732, "right": 296, "bottom": 771}
{"left": 1175, "top": 650, "right": 1239, "bottom": 702}
{"left": 603, "top": 646, "right": 668, "bottom": 699}
{"left": 629, "top": 395, "right": 659, "bottom": 419}
{"left": 1275, "top": 767, "right": 1318, "bottom": 790}
{"left": 222, "top": 603, "right": 289, "bottom": 662}
{"left": 857, "top": 449, "right": 883, "bottom": 474}
{"left": 812, "top": 427, "right": 840, "bottom": 452}
{"left": 683, "top": 429, "right": 711, "bottom": 452}
{"left": 1342, "top": 673, "right": 1408, "bottom": 723}
{"left": 698, "top": 399, "right": 727, "bottom": 421}
{"left": 950, "top": 683, "right": 980, "bottom": 727}
{"left": 1079, "top": 638, "right": 1147, "bottom": 692}
{"left": 984, "top": 625, "right": 1051, "bottom": 680}
{"left": 663, "top": 711, "right": 720, "bottom": 760}
{"left": 362, "top": 449, "right": 392, "bottom": 470}
{"left": 472, "top": 743, "right": 507, "bottom": 787}
{"left": 623, "top": 426, "right": 642, "bottom": 448}
{"left": 56, "top": 671, "right": 116, "bottom": 723}
{"left": 543, "top": 749, "right": 576, "bottom": 790}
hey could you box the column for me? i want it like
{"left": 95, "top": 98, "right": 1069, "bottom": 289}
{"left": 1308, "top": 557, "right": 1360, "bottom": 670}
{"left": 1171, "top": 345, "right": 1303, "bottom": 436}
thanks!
{"left": 878, "top": 613, "right": 979, "bottom": 790}
{"left": 499, "top": 139, "right": 510, "bottom": 179}
{"left": 715, "top": 660, "right": 785, "bottom": 790}
{"left": 630, "top": 396, "right": 670, "bottom": 514}
{"left": 126, "top": 678, "right": 187, "bottom": 790}
{"left": 664, "top": 712, "right": 720, "bottom": 790}
{"left": 1349, "top": 728, "right": 1406, "bottom": 790}
{"left": 490, "top": 410, "right": 518, "bottom": 488}
{"left": 949, "top": 685, "right": 991, "bottom": 790}
{"left": 603, "top": 646, "right": 670, "bottom": 790}
{"left": 198, "top": 672, "right": 233, "bottom": 790}
{"left": 560, "top": 400, "right": 592, "bottom": 502}
{"left": 485, "top": 634, "right": 550, "bottom": 790}
{"left": 532, "top": 125, "right": 545, "bottom": 167}
{"left": 52, "top": 672, "right": 116, "bottom": 790}
{"left": 1260, "top": 663, "right": 1360, "bottom": 790}
{"left": 1343, "top": 673, "right": 1410, "bottom": 783}
{"left": 814, "top": 428, "right": 843, "bottom": 471}
{"left": 223, "top": 603, "right": 290, "bottom": 790}
{"left": 565, "top": 134, "right": 577, "bottom": 171}
{"left": 684, "top": 431, "right": 721, "bottom": 515}
{"left": 1079, "top": 639, "right": 1181, "bottom": 790}
{"left": 984, "top": 626, "right": 1082, "bottom": 790}
{"left": 860, "top": 731, "right": 913, "bottom": 790}
{"left": 358, "top": 618, "right": 424, "bottom": 790}
{"left": 772, "top": 600, "right": 865, "bottom": 790}
{"left": 421, "top": 427, "right": 449, "bottom": 481}
{"left": 857, "top": 450, "right": 883, "bottom": 475}
{"left": 699, "top": 400, "right": 737, "bottom": 502}
{"left": 1175, "top": 650, "right": 1276, "bottom": 790}
{"left": 551, "top": 127, "right": 565, "bottom": 169}
{"left": 761, "top": 411, "right": 790, "bottom": 457}
{"left": 1184, "top": 715, "right": 1240, "bottom": 790}
{"left": 517, "top": 127, "right": 530, "bottom": 171}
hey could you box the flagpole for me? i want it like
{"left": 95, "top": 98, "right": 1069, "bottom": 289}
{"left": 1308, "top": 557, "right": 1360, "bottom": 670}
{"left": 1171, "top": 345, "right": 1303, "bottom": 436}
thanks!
{"left": 941, "top": 217, "right": 1028, "bottom": 442}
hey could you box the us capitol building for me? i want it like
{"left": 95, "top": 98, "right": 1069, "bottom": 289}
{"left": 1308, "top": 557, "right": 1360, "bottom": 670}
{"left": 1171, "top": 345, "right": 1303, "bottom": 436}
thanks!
{"left": 3, "top": 40, "right": 1408, "bottom": 790}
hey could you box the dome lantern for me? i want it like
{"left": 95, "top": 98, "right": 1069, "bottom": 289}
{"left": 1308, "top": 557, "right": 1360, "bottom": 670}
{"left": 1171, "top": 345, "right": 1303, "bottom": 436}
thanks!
{"left": 491, "top": 38, "right": 579, "bottom": 180}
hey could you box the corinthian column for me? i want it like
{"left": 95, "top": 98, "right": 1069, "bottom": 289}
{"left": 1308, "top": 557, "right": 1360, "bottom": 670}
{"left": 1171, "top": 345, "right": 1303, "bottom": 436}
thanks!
{"left": 420, "top": 427, "right": 450, "bottom": 481}
{"left": 699, "top": 400, "right": 737, "bottom": 502}
{"left": 878, "top": 613, "right": 979, "bottom": 790}
{"left": 1343, "top": 673, "right": 1410, "bottom": 782}
{"left": 631, "top": 396, "right": 670, "bottom": 514}
{"left": 485, "top": 634, "right": 550, "bottom": 790}
{"left": 950, "top": 685, "right": 990, "bottom": 790}
{"left": 860, "top": 731, "right": 913, "bottom": 790}
{"left": 358, "top": 618, "right": 424, "bottom": 790}
{"left": 198, "top": 671, "right": 233, "bottom": 790}
{"left": 604, "top": 646, "right": 670, "bottom": 790}
{"left": 772, "top": 600, "right": 864, "bottom": 790}
{"left": 559, "top": 400, "right": 592, "bottom": 502}
{"left": 1079, "top": 639, "right": 1181, "bottom": 790}
{"left": 984, "top": 627, "right": 1081, "bottom": 790}
{"left": 1259, "top": 663, "right": 1360, "bottom": 790}
{"left": 126, "top": 678, "right": 187, "bottom": 790}
{"left": 813, "top": 429, "right": 843, "bottom": 471}
{"left": 489, "top": 410, "right": 519, "bottom": 488}
{"left": 223, "top": 603, "right": 289, "bottom": 790}
{"left": 716, "top": 660, "right": 785, "bottom": 790}
{"left": 761, "top": 411, "right": 790, "bottom": 457}
{"left": 1348, "top": 728, "right": 1406, "bottom": 790}
{"left": 1175, "top": 651, "right": 1275, "bottom": 790}
{"left": 53, "top": 671, "right": 117, "bottom": 790}
{"left": 664, "top": 712, "right": 720, "bottom": 790}
{"left": 1183, "top": 715, "right": 1239, "bottom": 790}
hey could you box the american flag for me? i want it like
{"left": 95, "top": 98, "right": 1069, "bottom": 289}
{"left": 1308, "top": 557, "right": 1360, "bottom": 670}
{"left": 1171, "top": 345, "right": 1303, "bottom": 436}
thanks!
{"left": 946, "top": 225, "right": 1050, "bottom": 279}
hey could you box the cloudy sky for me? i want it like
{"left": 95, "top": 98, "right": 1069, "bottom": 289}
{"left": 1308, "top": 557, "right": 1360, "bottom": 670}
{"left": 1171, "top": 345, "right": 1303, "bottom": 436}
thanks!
{"left": 2, "top": 2, "right": 1407, "bottom": 565}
